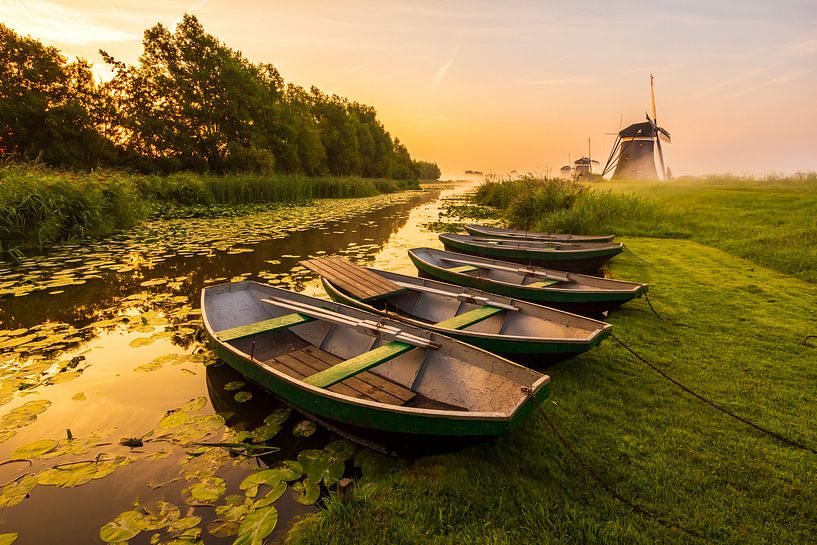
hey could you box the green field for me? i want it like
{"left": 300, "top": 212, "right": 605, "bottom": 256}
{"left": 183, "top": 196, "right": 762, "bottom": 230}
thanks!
{"left": 287, "top": 177, "right": 817, "bottom": 545}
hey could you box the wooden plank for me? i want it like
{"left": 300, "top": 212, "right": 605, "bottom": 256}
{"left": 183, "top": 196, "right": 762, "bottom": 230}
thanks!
{"left": 274, "top": 353, "right": 362, "bottom": 399}
{"left": 303, "top": 341, "right": 415, "bottom": 389}
{"left": 300, "top": 257, "right": 404, "bottom": 301}
{"left": 316, "top": 258, "right": 400, "bottom": 300}
{"left": 217, "top": 313, "right": 313, "bottom": 342}
{"left": 323, "top": 257, "right": 399, "bottom": 293}
{"left": 526, "top": 279, "right": 559, "bottom": 288}
{"left": 434, "top": 306, "right": 505, "bottom": 330}
{"left": 301, "top": 259, "right": 380, "bottom": 300}
{"left": 287, "top": 349, "right": 405, "bottom": 406}
{"left": 448, "top": 265, "right": 480, "bottom": 274}
{"left": 302, "top": 347, "right": 415, "bottom": 403}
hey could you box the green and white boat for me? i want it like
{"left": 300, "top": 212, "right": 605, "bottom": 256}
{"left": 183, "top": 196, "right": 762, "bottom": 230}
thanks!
{"left": 440, "top": 233, "right": 623, "bottom": 274}
{"left": 202, "top": 281, "right": 550, "bottom": 438}
{"left": 409, "top": 248, "right": 647, "bottom": 316}
{"left": 301, "top": 257, "right": 611, "bottom": 363}
{"left": 465, "top": 224, "right": 615, "bottom": 243}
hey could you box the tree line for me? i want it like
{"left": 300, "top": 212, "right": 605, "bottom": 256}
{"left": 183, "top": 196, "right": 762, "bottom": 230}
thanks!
{"left": 0, "top": 15, "right": 441, "bottom": 180}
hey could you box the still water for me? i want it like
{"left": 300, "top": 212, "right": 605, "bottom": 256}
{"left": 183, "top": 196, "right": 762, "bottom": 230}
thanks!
{"left": 0, "top": 181, "right": 475, "bottom": 544}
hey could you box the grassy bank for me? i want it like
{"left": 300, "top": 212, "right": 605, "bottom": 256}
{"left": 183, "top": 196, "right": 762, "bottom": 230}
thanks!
{"left": 473, "top": 174, "right": 817, "bottom": 282}
{"left": 287, "top": 237, "right": 817, "bottom": 545}
{"left": 0, "top": 165, "right": 419, "bottom": 257}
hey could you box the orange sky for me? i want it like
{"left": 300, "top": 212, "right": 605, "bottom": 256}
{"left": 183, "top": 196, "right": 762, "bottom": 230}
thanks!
{"left": 4, "top": 0, "right": 816, "bottom": 177}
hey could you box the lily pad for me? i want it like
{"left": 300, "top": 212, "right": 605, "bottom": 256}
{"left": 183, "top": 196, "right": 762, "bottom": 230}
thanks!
{"left": 253, "top": 481, "right": 287, "bottom": 508}
{"left": 297, "top": 449, "right": 345, "bottom": 487}
{"left": 291, "top": 478, "right": 320, "bottom": 505}
{"left": 183, "top": 476, "right": 226, "bottom": 504}
{"left": 325, "top": 439, "right": 356, "bottom": 462}
{"left": 142, "top": 500, "right": 181, "bottom": 530}
{"left": 0, "top": 474, "right": 38, "bottom": 508}
{"left": 38, "top": 456, "right": 132, "bottom": 487}
{"left": 0, "top": 534, "right": 18, "bottom": 545}
{"left": 233, "top": 506, "right": 278, "bottom": 545}
{"left": 224, "top": 381, "right": 246, "bottom": 391}
{"left": 11, "top": 438, "right": 58, "bottom": 458}
{"left": 292, "top": 419, "right": 316, "bottom": 438}
{"left": 99, "top": 510, "right": 147, "bottom": 543}
{"left": 234, "top": 391, "right": 253, "bottom": 403}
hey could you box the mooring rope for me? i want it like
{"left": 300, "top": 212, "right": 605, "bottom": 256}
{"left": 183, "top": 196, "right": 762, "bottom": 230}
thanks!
{"left": 610, "top": 334, "right": 817, "bottom": 454}
{"left": 803, "top": 335, "right": 817, "bottom": 348}
{"left": 540, "top": 407, "right": 712, "bottom": 543}
{"left": 623, "top": 245, "right": 652, "bottom": 265}
{"left": 642, "top": 292, "right": 664, "bottom": 320}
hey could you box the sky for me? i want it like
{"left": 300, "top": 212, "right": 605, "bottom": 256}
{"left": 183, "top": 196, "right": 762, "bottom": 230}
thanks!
{"left": 3, "top": 0, "right": 816, "bottom": 177}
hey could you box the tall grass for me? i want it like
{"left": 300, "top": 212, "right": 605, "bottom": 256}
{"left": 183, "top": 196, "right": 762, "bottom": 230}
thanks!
{"left": 0, "top": 164, "right": 421, "bottom": 257}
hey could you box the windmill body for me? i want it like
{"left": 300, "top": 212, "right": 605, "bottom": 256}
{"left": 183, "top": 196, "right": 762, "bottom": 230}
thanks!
{"left": 611, "top": 121, "right": 660, "bottom": 179}
{"left": 601, "top": 75, "right": 671, "bottom": 181}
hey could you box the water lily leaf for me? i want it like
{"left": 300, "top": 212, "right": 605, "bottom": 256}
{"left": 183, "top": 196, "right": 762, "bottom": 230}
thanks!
{"left": 291, "top": 478, "right": 320, "bottom": 505}
{"left": 253, "top": 481, "right": 287, "bottom": 508}
{"left": 129, "top": 337, "right": 155, "bottom": 348}
{"left": 233, "top": 506, "right": 278, "bottom": 545}
{"left": 0, "top": 474, "right": 38, "bottom": 508}
{"left": 11, "top": 438, "right": 58, "bottom": 458}
{"left": 181, "top": 397, "right": 207, "bottom": 412}
{"left": 277, "top": 460, "right": 303, "bottom": 482}
{"left": 160, "top": 411, "right": 188, "bottom": 428}
{"left": 99, "top": 510, "right": 147, "bottom": 543}
{"left": 325, "top": 439, "right": 356, "bottom": 462}
{"left": 72, "top": 392, "right": 86, "bottom": 401}
{"left": 234, "top": 391, "right": 253, "bottom": 403}
{"left": 140, "top": 278, "right": 168, "bottom": 287}
{"left": 354, "top": 449, "right": 401, "bottom": 480}
{"left": 165, "top": 526, "right": 201, "bottom": 545}
{"left": 292, "top": 420, "right": 316, "bottom": 438}
{"left": 167, "top": 516, "right": 201, "bottom": 533}
{"left": 239, "top": 469, "right": 287, "bottom": 498}
{"left": 224, "top": 381, "right": 245, "bottom": 391}
{"left": 142, "top": 500, "right": 181, "bottom": 530}
{"left": 49, "top": 370, "right": 82, "bottom": 384}
{"left": 0, "top": 334, "right": 38, "bottom": 350}
{"left": 297, "top": 449, "right": 345, "bottom": 486}
{"left": 38, "top": 456, "right": 132, "bottom": 487}
{"left": 183, "top": 476, "right": 226, "bottom": 504}
{"left": 2, "top": 400, "right": 51, "bottom": 429}
{"left": 0, "top": 533, "right": 18, "bottom": 545}
{"left": 206, "top": 520, "right": 240, "bottom": 538}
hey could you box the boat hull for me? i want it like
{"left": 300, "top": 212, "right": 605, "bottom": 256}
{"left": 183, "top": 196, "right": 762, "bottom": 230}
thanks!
{"left": 321, "top": 277, "right": 610, "bottom": 362}
{"left": 409, "top": 249, "right": 646, "bottom": 316}
{"left": 465, "top": 224, "right": 615, "bottom": 243}
{"left": 202, "top": 282, "right": 550, "bottom": 438}
{"left": 440, "top": 235, "right": 623, "bottom": 274}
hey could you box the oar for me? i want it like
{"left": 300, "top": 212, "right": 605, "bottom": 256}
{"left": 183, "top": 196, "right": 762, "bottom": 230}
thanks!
{"left": 260, "top": 297, "right": 439, "bottom": 349}
{"left": 392, "top": 281, "right": 519, "bottom": 311}
{"left": 437, "top": 256, "right": 572, "bottom": 283}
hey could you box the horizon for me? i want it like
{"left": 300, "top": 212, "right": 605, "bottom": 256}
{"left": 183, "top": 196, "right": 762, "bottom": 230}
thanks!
{"left": 3, "top": 0, "right": 816, "bottom": 177}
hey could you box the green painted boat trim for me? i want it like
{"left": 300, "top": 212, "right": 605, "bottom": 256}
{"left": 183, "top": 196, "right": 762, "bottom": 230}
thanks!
{"left": 303, "top": 341, "right": 414, "bottom": 388}
{"left": 216, "top": 312, "right": 313, "bottom": 342}
{"left": 434, "top": 306, "right": 505, "bottom": 330}
{"left": 464, "top": 224, "right": 615, "bottom": 243}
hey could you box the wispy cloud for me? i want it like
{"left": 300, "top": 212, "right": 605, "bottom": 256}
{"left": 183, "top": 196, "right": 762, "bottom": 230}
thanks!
{"left": 429, "top": 50, "right": 456, "bottom": 93}
{"left": 2, "top": 0, "right": 136, "bottom": 44}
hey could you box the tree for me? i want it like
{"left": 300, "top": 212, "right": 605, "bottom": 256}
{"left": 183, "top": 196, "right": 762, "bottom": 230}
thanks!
{"left": 0, "top": 24, "right": 113, "bottom": 169}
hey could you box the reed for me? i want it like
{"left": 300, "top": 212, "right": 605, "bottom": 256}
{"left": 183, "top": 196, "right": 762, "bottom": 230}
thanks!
{"left": 0, "top": 164, "right": 421, "bottom": 257}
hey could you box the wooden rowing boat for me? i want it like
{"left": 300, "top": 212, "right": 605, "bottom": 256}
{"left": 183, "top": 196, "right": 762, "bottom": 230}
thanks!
{"left": 408, "top": 248, "right": 647, "bottom": 316}
{"left": 439, "top": 234, "right": 624, "bottom": 274}
{"left": 201, "top": 281, "right": 550, "bottom": 437}
{"left": 465, "top": 224, "right": 615, "bottom": 243}
{"left": 300, "top": 257, "right": 612, "bottom": 362}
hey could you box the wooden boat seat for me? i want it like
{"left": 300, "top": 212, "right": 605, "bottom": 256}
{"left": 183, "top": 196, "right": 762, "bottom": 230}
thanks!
{"left": 303, "top": 341, "right": 414, "bottom": 388}
{"left": 448, "top": 265, "right": 479, "bottom": 273}
{"left": 434, "top": 305, "right": 504, "bottom": 330}
{"left": 526, "top": 279, "right": 560, "bottom": 288}
{"left": 264, "top": 346, "right": 416, "bottom": 406}
{"left": 300, "top": 257, "right": 406, "bottom": 301}
{"left": 217, "top": 313, "right": 313, "bottom": 342}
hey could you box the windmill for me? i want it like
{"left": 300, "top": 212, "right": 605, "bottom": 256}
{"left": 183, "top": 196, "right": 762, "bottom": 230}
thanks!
{"left": 602, "top": 75, "right": 671, "bottom": 180}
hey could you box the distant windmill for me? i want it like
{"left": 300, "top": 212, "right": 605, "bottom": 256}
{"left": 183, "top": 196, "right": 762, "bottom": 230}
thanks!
{"left": 602, "top": 75, "right": 671, "bottom": 180}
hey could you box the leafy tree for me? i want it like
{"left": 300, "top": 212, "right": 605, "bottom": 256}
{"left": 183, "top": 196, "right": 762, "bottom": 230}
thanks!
{"left": 413, "top": 160, "right": 441, "bottom": 180}
{"left": 0, "top": 24, "right": 113, "bottom": 169}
